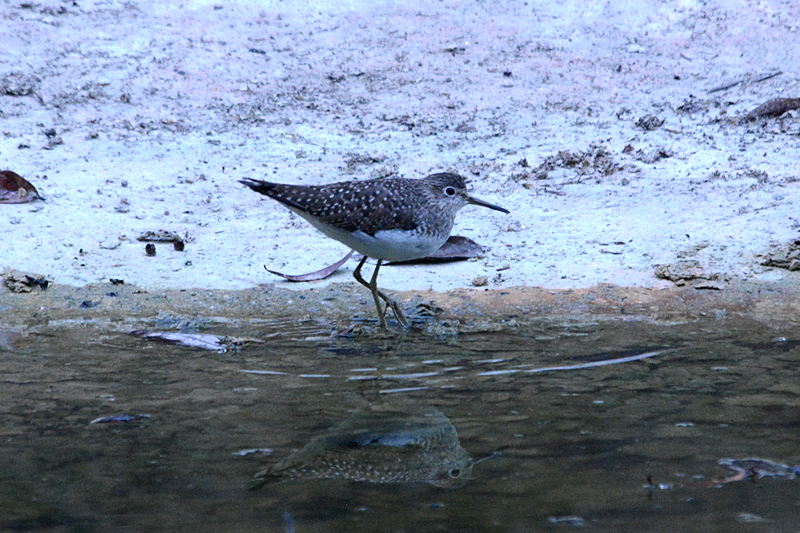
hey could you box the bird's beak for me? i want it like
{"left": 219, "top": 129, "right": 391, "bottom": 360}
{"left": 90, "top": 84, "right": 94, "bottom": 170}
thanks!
{"left": 467, "top": 195, "right": 509, "bottom": 214}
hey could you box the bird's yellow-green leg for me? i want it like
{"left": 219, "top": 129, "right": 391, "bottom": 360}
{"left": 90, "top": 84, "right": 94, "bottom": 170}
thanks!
{"left": 353, "top": 256, "right": 408, "bottom": 328}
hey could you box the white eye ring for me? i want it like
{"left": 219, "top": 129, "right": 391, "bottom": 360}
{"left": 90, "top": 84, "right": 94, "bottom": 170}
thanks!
{"left": 444, "top": 186, "right": 456, "bottom": 196}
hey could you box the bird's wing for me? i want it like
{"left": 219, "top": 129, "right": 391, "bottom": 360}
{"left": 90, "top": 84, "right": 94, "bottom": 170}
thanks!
{"left": 242, "top": 179, "right": 419, "bottom": 235}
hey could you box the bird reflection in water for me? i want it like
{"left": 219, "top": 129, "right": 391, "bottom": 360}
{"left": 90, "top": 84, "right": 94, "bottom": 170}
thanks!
{"left": 250, "top": 404, "right": 473, "bottom": 489}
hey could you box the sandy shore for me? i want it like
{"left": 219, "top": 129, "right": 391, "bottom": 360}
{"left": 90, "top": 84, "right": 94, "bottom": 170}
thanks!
{"left": 2, "top": 0, "right": 799, "bottom": 325}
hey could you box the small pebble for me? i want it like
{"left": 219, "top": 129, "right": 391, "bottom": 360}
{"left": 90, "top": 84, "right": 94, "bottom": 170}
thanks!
{"left": 472, "top": 275, "right": 489, "bottom": 287}
{"left": 145, "top": 243, "right": 156, "bottom": 256}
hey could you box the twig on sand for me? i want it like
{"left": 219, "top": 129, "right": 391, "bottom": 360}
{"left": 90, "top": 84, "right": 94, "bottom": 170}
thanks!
{"left": 708, "top": 70, "right": 782, "bottom": 93}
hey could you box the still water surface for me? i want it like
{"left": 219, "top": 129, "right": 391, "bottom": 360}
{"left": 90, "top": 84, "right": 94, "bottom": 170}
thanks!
{"left": 2, "top": 318, "right": 799, "bottom": 531}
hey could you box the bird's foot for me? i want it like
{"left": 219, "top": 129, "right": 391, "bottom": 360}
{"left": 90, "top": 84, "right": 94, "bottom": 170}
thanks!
{"left": 383, "top": 297, "right": 408, "bottom": 328}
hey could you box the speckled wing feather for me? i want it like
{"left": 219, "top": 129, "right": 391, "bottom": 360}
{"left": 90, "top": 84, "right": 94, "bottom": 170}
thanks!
{"left": 350, "top": 179, "right": 423, "bottom": 235}
{"left": 240, "top": 178, "right": 419, "bottom": 235}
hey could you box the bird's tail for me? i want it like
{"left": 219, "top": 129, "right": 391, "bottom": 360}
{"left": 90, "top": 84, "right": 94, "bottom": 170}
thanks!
{"left": 239, "top": 178, "right": 277, "bottom": 196}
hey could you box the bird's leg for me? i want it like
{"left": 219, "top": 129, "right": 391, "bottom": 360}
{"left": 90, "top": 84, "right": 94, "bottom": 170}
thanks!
{"left": 369, "top": 260, "right": 409, "bottom": 328}
{"left": 353, "top": 256, "right": 386, "bottom": 327}
{"left": 352, "top": 255, "right": 370, "bottom": 288}
{"left": 368, "top": 260, "right": 389, "bottom": 328}
{"left": 352, "top": 256, "right": 408, "bottom": 328}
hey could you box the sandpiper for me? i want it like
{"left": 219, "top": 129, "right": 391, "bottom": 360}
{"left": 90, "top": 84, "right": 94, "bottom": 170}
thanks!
{"left": 240, "top": 172, "right": 509, "bottom": 328}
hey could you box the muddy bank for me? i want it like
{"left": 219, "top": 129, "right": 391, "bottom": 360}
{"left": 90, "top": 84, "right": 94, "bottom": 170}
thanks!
{"left": 3, "top": 276, "right": 800, "bottom": 335}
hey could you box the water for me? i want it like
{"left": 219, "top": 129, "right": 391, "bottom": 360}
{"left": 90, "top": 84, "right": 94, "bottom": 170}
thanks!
{"left": 2, "top": 318, "right": 799, "bottom": 532}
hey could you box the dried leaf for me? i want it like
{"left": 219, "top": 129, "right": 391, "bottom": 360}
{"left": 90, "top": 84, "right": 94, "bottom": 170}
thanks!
{"left": 389, "top": 235, "right": 485, "bottom": 264}
{"left": 0, "top": 170, "right": 44, "bottom": 204}
{"left": 266, "top": 250, "right": 354, "bottom": 281}
{"left": 264, "top": 236, "right": 486, "bottom": 282}
{"left": 746, "top": 97, "right": 800, "bottom": 120}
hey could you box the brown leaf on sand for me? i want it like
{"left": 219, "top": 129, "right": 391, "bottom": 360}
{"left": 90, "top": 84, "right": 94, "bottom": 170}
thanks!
{"left": 266, "top": 250, "right": 355, "bottom": 282}
{"left": 265, "top": 236, "right": 487, "bottom": 282}
{"left": 745, "top": 97, "right": 800, "bottom": 120}
{"left": 389, "top": 235, "right": 485, "bottom": 264}
{"left": 0, "top": 170, "right": 44, "bottom": 204}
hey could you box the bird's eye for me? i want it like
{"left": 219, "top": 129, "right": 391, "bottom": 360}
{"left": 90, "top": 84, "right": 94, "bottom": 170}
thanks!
{"left": 444, "top": 186, "right": 456, "bottom": 196}
{"left": 449, "top": 468, "right": 461, "bottom": 478}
